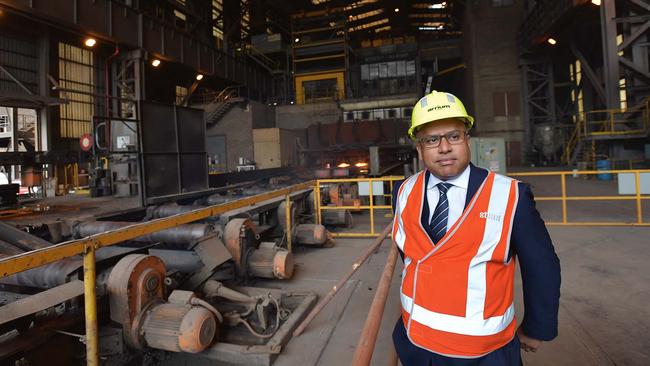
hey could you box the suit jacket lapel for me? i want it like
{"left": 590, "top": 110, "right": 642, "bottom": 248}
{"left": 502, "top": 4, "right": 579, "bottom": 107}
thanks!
{"left": 465, "top": 163, "right": 488, "bottom": 209}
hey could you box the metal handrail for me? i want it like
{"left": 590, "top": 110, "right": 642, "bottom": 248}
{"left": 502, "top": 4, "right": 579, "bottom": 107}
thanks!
{"left": 562, "top": 99, "right": 650, "bottom": 165}
{"left": 315, "top": 170, "right": 649, "bottom": 233}
{"left": 315, "top": 176, "right": 404, "bottom": 237}
{"left": 509, "top": 169, "right": 650, "bottom": 226}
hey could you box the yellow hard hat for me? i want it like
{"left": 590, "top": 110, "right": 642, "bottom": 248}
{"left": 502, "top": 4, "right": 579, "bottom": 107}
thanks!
{"left": 408, "top": 91, "right": 474, "bottom": 140}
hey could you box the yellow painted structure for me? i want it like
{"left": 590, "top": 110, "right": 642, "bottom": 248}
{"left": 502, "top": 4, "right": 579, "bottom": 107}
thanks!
{"left": 294, "top": 70, "right": 345, "bottom": 105}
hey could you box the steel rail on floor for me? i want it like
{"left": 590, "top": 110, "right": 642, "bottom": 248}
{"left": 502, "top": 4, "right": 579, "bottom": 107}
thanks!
{"left": 0, "top": 180, "right": 314, "bottom": 366}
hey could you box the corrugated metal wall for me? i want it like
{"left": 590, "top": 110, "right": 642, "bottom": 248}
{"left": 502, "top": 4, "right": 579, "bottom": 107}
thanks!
{"left": 58, "top": 42, "right": 95, "bottom": 138}
{"left": 0, "top": 31, "right": 38, "bottom": 94}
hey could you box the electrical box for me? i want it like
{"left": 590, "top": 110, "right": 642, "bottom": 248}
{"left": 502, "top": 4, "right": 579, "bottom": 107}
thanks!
{"left": 470, "top": 137, "right": 507, "bottom": 174}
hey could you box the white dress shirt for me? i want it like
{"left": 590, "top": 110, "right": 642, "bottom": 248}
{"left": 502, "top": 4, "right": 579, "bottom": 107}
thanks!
{"left": 426, "top": 165, "right": 470, "bottom": 230}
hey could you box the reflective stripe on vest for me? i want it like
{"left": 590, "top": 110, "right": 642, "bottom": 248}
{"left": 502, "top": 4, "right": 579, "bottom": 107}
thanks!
{"left": 392, "top": 170, "right": 519, "bottom": 358}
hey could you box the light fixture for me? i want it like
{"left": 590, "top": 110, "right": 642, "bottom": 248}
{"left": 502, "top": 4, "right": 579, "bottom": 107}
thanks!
{"left": 591, "top": 0, "right": 601, "bottom": 5}
{"left": 547, "top": 37, "right": 557, "bottom": 45}
{"left": 273, "top": 102, "right": 277, "bottom": 106}
{"left": 151, "top": 59, "right": 161, "bottom": 67}
{"left": 290, "top": 101, "right": 294, "bottom": 105}
{"left": 294, "top": 37, "right": 300, "bottom": 43}
{"left": 84, "top": 38, "right": 97, "bottom": 47}
{"left": 394, "top": 7, "right": 399, "bottom": 12}
{"left": 196, "top": 74, "right": 204, "bottom": 81}
{"left": 355, "top": 162, "right": 368, "bottom": 168}
{"left": 337, "top": 162, "right": 350, "bottom": 168}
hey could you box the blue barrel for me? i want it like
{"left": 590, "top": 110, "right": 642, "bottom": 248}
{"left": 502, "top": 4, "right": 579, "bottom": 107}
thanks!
{"left": 596, "top": 159, "right": 612, "bottom": 180}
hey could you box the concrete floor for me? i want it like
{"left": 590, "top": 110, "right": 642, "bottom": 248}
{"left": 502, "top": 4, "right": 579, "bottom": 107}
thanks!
{"left": 268, "top": 175, "right": 650, "bottom": 366}
{"left": 268, "top": 226, "right": 649, "bottom": 366}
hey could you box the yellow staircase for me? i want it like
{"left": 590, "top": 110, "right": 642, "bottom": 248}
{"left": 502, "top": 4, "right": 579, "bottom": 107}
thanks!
{"left": 561, "top": 98, "right": 650, "bottom": 166}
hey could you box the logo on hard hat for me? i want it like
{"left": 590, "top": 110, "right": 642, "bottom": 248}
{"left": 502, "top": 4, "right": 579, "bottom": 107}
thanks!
{"left": 427, "top": 105, "right": 451, "bottom": 112}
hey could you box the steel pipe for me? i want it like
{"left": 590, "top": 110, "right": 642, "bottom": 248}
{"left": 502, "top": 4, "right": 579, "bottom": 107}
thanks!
{"left": 351, "top": 244, "right": 399, "bottom": 366}
{"left": 293, "top": 224, "right": 392, "bottom": 337}
{"left": 205, "top": 194, "right": 232, "bottom": 206}
{"left": 148, "top": 249, "right": 203, "bottom": 273}
{"left": 74, "top": 221, "right": 214, "bottom": 245}
{"left": 0, "top": 222, "right": 51, "bottom": 251}
{"left": 147, "top": 205, "right": 205, "bottom": 219}
{"left": 0, "top": 257, "right": 82, "bottom": 288}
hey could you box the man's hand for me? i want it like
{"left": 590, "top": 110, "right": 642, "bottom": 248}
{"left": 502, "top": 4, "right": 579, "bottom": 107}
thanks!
{"left": 517, "top": 326, "right": 542, "bottom": 353}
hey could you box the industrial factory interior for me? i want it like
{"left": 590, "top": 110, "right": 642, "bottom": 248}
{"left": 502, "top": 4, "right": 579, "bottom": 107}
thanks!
{"left": 0, "top": 0, "right": 648, "bottom": 365}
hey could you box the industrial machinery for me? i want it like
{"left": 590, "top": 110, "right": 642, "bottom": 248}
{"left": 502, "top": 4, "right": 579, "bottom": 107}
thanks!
{"left": 0, "top": 183, "right": 328, "bottom": 365}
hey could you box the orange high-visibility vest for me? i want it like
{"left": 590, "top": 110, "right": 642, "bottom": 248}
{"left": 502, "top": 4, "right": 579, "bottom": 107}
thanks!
{"left": 393, "top": 170, "right": 519, "bottom": 358}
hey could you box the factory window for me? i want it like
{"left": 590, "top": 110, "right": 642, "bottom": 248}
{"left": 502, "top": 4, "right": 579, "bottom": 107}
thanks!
{"left": 176, "top": 86, "right": 188, "bottom": 106}
{"left": 388, "top": 109, "right": 397, "bottom": 118}
{"left": 58, "top": 42, "right": 94, "bottom": 138}
{"left": 212, "top": 0, "right": 224, "bottom": 49}
{"left": 619, "top": 78, "right": 627, "bottom": 110}
{"left": 361, "top": 111, "right": 370, "bottom": 120}
{"left": 240, "top": 0, "right": 250, "bottom": 41}
{"left": 346, "top": 112, "right": 354, "bottom": 121}
{"left": 403, "top": 108, "right": 412, "bottom": 117}
{"left": 570, "top": 60, "right": 584, "bottom": 122}
{"left": 491, "top": 0, "right": 514, "bottom": 6}
{"left": 493, "top": 91, "right": 520, "bottom": 118}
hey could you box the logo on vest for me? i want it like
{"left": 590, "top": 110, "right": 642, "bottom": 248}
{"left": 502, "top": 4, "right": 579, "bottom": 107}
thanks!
{"left": 479, "top": 211, "right": 504, "bottom": 222}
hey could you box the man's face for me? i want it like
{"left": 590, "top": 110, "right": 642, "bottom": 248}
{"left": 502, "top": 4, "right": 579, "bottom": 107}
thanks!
{"left": 415, "top": 118, "right": 471, "bottom": 180}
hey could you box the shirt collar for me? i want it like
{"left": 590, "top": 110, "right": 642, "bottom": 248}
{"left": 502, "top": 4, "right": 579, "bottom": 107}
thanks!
{"left": 426, "top": 164, "right": 470, "bottom": 191}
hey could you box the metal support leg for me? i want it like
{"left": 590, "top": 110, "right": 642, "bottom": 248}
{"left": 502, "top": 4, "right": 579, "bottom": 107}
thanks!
{"left": 285, "top": 195, "right": 292, "bottom": 252}
{"left": 83, "top": 244, "right": 99, "bottom": 366}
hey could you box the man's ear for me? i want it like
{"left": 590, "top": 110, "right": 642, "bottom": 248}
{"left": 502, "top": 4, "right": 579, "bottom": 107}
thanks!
{"left": 415, "top": 143, "right": 423, "bottom": 161}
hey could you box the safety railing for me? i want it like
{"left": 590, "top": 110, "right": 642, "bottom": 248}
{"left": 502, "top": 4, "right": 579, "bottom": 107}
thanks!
{"left": 0, "top": 181, "right": 314, "bottom": 366}
{"left": 509, "top": 169, "right": 650, "bottom": 226}
{"left": 582, "top": 104, "right": 649, "bottom": 137}
{"left": 562, "top": 100, "right": 650, "bottom": 166}
{"left": 314, "top": 176, "right": 404, "bottom": 237}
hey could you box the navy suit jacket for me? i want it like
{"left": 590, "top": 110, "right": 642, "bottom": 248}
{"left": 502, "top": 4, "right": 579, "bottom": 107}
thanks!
{"left": 392, "top": 163, "right": 561, "bottom": 342}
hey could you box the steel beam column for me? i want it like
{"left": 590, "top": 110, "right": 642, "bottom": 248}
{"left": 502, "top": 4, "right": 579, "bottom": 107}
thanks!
{"left": 602, "top": 0, "right": 622, "bottom": 109}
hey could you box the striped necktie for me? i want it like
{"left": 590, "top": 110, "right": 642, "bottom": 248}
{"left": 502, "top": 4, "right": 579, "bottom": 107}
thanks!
{"left": 430, "top": 182, "right": 453, "bottom": 243}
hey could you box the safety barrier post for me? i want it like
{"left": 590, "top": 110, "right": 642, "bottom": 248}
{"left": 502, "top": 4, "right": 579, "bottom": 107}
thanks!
{"left": 369, "top": 179, "right": 375, "bottom": 235}
{"left": 316, "top": 181, "right": 322, "bottom": 225}
{"left": 83, "top": 242, "right": 99, "bottom": 366}
{"left": 74, "top": 163, "right": 79, "bottom": 189}
{"left": 64, "top": 164, "right": 69, "bottom": 189}
{"left": 285, "top": 194, "right": 292, "bottom": 252}
{"left": 561, "top": 173, "right": 568, "bottom": 224}
{"left": 636, "top": 172, "right": 643, "bottom": 224}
